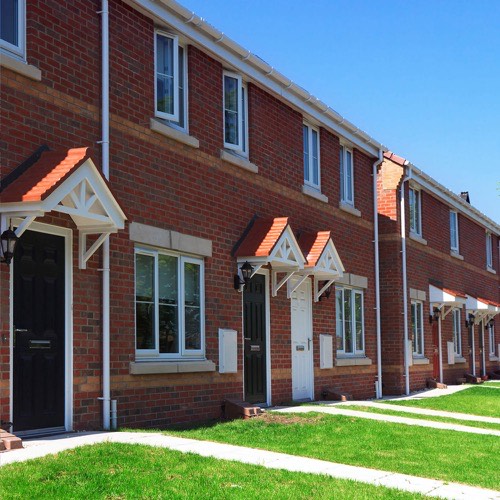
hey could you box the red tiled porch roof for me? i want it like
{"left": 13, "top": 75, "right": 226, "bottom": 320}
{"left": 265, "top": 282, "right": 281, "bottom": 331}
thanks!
{"left": 477, "top": 297, "right": 500, "bottom": 308}
{"left": 1, "top": 148, "right": 91, "bottom": 203}
{"left": 234, "top": 217, "right": 290, "bottom": 258}
{"left": 298, "top": 231, "right": 331, "bottom": 267}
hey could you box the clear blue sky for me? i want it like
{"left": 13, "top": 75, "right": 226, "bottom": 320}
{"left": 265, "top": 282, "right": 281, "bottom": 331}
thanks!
{"left": 181, "top": 0, "right": 499, "bottom": 223}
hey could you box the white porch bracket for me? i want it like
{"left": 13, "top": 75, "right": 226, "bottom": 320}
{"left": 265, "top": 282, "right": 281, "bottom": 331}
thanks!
{"left": 249, "top": 264, "right": 262, "bottom": 278}
{"left": 79, "top": 231, "right": 112, "bottom": 270}
{"left": 286, "top": 273, "right": 310, "bottom": 299}
{"left": 272, "top": 270, "right": 297, "bottom": 297}
{"left": 441, "top": 306, "right": 453, "bottom": 319}
{"left": 314, "top": 278, "right": 336, "bottom": 303}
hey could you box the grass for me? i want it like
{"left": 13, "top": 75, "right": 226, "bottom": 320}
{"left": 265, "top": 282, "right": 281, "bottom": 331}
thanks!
{"left": 382, "top": 386, "right": 500, "bottom": 417}
{"left": 344, "top": 405, "right": 500, "bottom": 431}
{"left": 484, "top": 381, "right": 500, "bottom": 387}
{"left": 163, "top": 412, "right": 500, "bottom": 490}
{"left": 0, "top": 442, "right": 426, "bottom": 499}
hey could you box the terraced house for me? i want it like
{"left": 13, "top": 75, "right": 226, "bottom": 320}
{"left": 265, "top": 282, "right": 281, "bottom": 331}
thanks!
{"left": 0, "top": 0, "right": 498, "bottom": 439}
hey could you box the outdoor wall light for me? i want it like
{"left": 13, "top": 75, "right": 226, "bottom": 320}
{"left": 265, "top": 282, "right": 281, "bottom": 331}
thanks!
{"left": 318, "top": 283, "right": 332, "bottom": 301}
{"left": 429, "top": 307, "right": 440, "bottom": 324}
{"left": 0, "top": 227, "right": 19, "bottom": 265}
{"left": 465, "top": 313, "right": 475, "bottom": 328}
{"left": 234, "top": 261, "right": 254, "bottom": 290}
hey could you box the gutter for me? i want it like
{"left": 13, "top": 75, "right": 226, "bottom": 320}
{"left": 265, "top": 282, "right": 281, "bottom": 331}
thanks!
{"left": 373, "top": 149, "right": 384, "bottom": 398}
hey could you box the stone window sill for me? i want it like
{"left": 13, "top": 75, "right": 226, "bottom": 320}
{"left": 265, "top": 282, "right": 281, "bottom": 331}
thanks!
{"left": 150, "top": 118, "right": 200, "bottom": 148}
{"left": 130, "top": 359, "right": 216, "bottom": 375}
{"left": 489, "top": 356, "right": 499, "bottom": 362}
{"left": 0, "top": 52, "right": 41, "bottom": 81}
{"left": 302, "top": 184, "right": 328, "bottom": 203}
{"left": 412, "top": 357, "right": 430, "bottom": 365}
{"left": 409, "top": 232, "right": 428, "bottom": 246}
{"left": 486, "top": 267, "right": 496, "bottom": 275}
{"left": 450, "top": 251, "right": 464, "bottom": 261}
{"left": 454, "top": 356, "right": 467, "bottom": 364}
{"left": 335, "top": 356, "right": 372, "bottom": 367}
{"left": 220, "top": 149, "right": 258, "bottom": 173}
{"left": 339, "top": 202, "right": 361, "bottom": 218}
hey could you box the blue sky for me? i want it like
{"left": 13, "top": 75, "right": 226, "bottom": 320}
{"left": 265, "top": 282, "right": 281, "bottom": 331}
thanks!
{"left": 181, "top": 0, "right": 499, "bottom": 222}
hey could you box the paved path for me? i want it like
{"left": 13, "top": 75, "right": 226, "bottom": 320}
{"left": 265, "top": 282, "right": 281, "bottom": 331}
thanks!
{"left": 274, "top": 406, "right": 500, "bottom": 436}
{"left": 0, "top": 431, "right": 498, "bottom": 499}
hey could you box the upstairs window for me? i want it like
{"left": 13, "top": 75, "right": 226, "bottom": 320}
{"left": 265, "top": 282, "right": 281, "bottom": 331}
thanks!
{"left": 336, "top": 287, "right": 364, "bottom": 356}
{"left": 155, "top": 31, "right": 187, "bottom": 128}
{"left": 450, "top": 210, "right": 459, "bottom": 252}
{"left": 223, "top": 72, "right": 248, "bottom": 155}
{"left": 135, "top": 249, "right": 204, "bottom": 359}
{"left": 303, "top": 123, "right": 320, "bottom": 190}
{"left": 411, "top": 301, "right": 424, "bottom": 357}
{"left": 340, "top": 145, "right": 354, "bottom": 205}
{"left": 452, "top": 308, "right": 462, "bottom": 357}
{"left": 1, "top": 0, "right": 25, "bottom": 58}
{"left": 409, "top": 187, "right": 422, "bottom": 236}
{"left": 486, "top": 232, "right": 493, "bottom": 269}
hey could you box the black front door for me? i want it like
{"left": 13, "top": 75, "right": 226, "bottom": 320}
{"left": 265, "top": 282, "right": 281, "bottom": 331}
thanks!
{"left": 13, "top": 230, "right": 66, "bottom": 432}
{"left": 243, "top": 274, "right": 267, "bottom": 404}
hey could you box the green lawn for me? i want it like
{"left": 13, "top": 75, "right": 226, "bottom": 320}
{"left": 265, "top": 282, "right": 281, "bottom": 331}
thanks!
{"left": 383, "top": 386, "right": 500, "bottom": 417}
{"left": 0, "top": 442, "right": 426, "bottom": 499}
{"left": 484, "top": 381, "right": 500, "bottom": 387}
{"left": 344, "top": 405, "right": 500, "bottom": 431}
{"left": 164, "top": 412, "right": 500, "bottom": 490}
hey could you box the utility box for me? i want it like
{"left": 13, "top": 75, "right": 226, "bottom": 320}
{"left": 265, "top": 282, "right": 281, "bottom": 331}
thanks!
{"left": 447, "top": 341, "right": 455, "bottom": 365}
{"left": 219, "top": 328, "right": 237, "bottom": 373}
{"left": 319, "top": 334, "right": 333, "bottom": 369}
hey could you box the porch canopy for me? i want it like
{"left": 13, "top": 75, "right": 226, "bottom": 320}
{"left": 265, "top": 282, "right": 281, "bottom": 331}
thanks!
{"left": 429, "top": 284, "right": 467, "bottom": 319}
{"left": 0, "top": 147, "right": 127, "bottom": 269}
{"left": 466, "top": 295, "right": 500, "bottom": 325}
{"left": 296, "top": 231, "right": 345, "bottom": 302}
{"left": 233, "top": 217, "right": 306, "bottom": 296}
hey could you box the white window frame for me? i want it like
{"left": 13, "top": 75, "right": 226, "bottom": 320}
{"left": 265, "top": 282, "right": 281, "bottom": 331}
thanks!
{"left": 154, "top": 31, "right": 180, "bottom": 123}
{"left": 452, "top": 308, "right": 462, "bottom": 357}
{"left": 489, "top": 323, "right": 496, "bottom": 356}
{"left": 1, "top": 0, "right": 26, "bottom": 59}
{"left": 134, "top": 247, "right": 205, "bottom": 360}
{"left": 223, "top": 71, "right": 248, "bottom": 156}
{"left": 409, "top": 187, "right": 422, "bottom": 236}
{"left": 411, "top": 300, "right": 424, "bottom": 357}
{"left": 303, "top": 122, "right": 321, "bottom": 191}
{"left": 340, "top": 144, "right": 354, "bottom": 205}
{"left": 486, "top": 232, "right": 493, "bottom": 269}
{"left": 450, "top": 210, "right": 459, "bottom": 253}
{"left": 336, "top": 287, "right": 365, "bottom": 356}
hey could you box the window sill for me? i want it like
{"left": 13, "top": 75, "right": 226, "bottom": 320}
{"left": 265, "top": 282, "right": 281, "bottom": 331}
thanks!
{"left": 335, "top": 356, "right": 372, "bottom": 367}
{"left": 220, "top": 149, "right": 258, "bottom": 173}
{"left": 409, "top": 232, "right": 428, "bottom": 246}
{"left": 150, "top": 118, "right": 200, "bottom": 148}
{"left": 302, "top": 184, "right": 328, "bottom": 203}
{"left": 454, "top": 356, "right": 467, "bottom": 364}
{"left": 0, "top": 52, "right": 41, "bottom": 81}
{"left": 489, "top": 356, "right": 499, "bottom": 362}
{"left": 450, "top": 251, "right": 464, "bottom": 261}
{"left": 412, "top": 357, "right": 430, "bottom": 365}
{"left": 130, "top": 359, "right": 216, "bottom": 375}
{"left": 339, "top": 202, "right": 361, "bottom": 218}
{"left": 486, "top": 267, "right": 496, "bottom": 275}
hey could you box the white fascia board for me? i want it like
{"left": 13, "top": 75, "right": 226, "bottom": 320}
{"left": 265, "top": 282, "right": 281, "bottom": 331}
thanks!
{"left": 429, "top": 284, "right": 466, "bottom": 306}
{"left": 127, "top": 0, "right": 383, "bottom": 158}
{"left": 465, "top": 295, "right": 491, "bottom": 312}
{"left": 409, "top": 166, "right": 500, "bottom": 235}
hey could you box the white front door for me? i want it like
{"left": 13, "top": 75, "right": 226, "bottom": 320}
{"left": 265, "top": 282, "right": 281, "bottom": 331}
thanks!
{"left": 291, "top": 278, "right": 313, "bottom": 401}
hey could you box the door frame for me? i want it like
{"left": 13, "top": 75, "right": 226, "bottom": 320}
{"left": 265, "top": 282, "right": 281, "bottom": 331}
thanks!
{"left": 290, "top": 277, "right": 314, "bottom": 401}
{"left": 242, "top": 269, "right": 271, "bottom": 406}
{"left": 10, "top": 221, "right": 73, "bottom": 433}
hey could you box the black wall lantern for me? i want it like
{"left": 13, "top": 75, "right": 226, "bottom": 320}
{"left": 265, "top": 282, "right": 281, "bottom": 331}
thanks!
{"left": 465, "top": 313, "right": 475, "bottom": 328}
{"left": 318, "top": 283, "right": 332, "bottom": 301}
{"left": 234, "top": 261, "right": 254, "bottom": 290}
{"left": 429, "top": 307, "right": 440, "bottom": 324}
{"left": 0, "top": 227, "right": 19, "bottom": 265}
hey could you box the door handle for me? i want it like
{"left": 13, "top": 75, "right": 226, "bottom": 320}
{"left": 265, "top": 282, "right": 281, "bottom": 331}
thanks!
{"left": 308, "top": 338, "right": 312, "bottom": 350}
{"left": 14, "top": 328, "right": 29, "bottom": 333}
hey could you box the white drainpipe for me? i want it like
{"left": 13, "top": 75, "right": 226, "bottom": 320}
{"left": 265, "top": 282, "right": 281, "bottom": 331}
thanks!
{"left": 373, "top": 149, "right": 384, "bottom": 398}
{"left": 471, "top": 322, "right": 476, "bottom": 376}
{"left": 400, "top": 167, "right": 411, "bottom": 396}
{"left": 438, "top": 316, "right": 443, "bottom": 383}
{"left": 99, "top": 0, "right": 111, "bottom": 431}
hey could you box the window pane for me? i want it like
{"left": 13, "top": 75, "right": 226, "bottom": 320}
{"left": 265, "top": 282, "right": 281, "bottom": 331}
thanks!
{"left": 344, "top": 289, "right": 353, "bottom": 353}
{"left": 135, "top": 254, "right": 155, "bottom": 350}
{"left": 177, "top": 46, "right": 185, "bottom": 127}
{"left": 450, "top": 212, "right": 458, "bottom": 249}
{"left": 336, "top": 289, "right": 343, "bottom": 350}
{"left": 355, "top": 292, "right": 363, "bottom": 352}
{"left": 159, "top": 255, "right": 178, "bottom": 354}
{"left": 159, "top": 304, "right": 178, "bottom": 354}
{"left": 303, "top": 125, "right": 309, "bottom": 182}
{"left": 1, "top": 0, "right": 18, "bottom": 46}
{"left": 312, "top": 129, "right": 319, "bottom": 186}
{"left": 340, "top": 147, "right": 344, "bottom": 200}
{"left": 346, "top": 150, "right": 353, "bottom": 201}
{"left": 411, "top": 304, "right": 417, "bottom": 353}
{"left": 415, "top": 191, "right": 420, "bottom": 234}
{"left": 241, "top": 86, "right": 246, "bottom": 152}
{"left": 156, "top": 35, "right": 175, "bottom": 115}
{"left": 224, "top": 76, "right": 239, "bottom": 145}
{"left": 184, "top": 262, "right": 201, "bottom": 350}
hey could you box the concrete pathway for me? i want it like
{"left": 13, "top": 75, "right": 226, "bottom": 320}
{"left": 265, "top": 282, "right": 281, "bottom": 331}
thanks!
{"left": 273, "top": 406, "right": 500, "bottom": 436}
{"left": 0, "top": 431, "right": 498, "bottom": 499}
